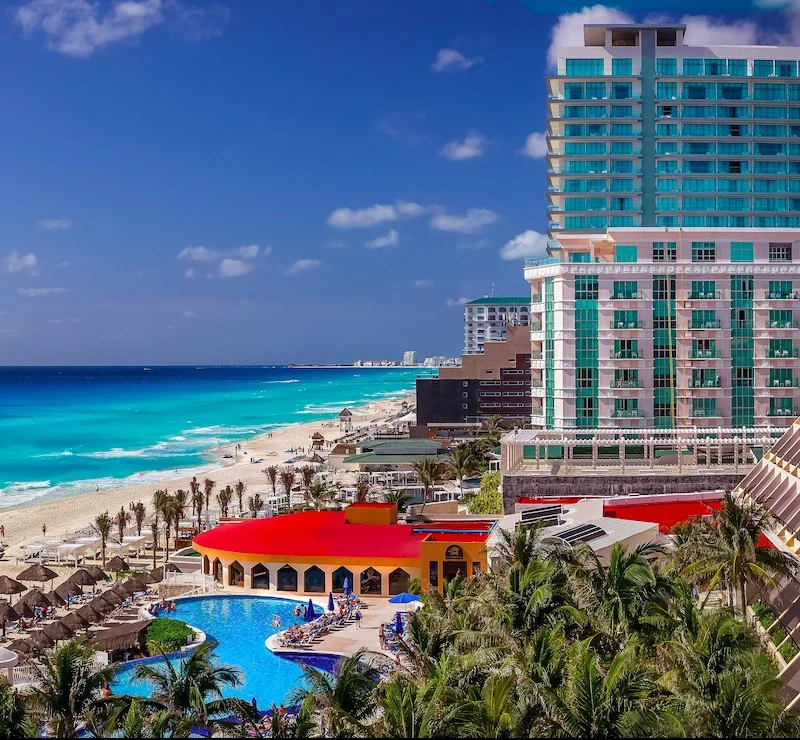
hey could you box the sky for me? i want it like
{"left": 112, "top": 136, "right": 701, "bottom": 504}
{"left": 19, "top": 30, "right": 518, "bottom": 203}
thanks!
{"left": 0, "top": 0, "right": 795, "bottom": 365}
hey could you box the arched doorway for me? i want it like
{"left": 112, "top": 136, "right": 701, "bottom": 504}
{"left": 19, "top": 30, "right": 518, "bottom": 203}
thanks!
{"left": 277, "top": 565, "right": 298, "bottom": 592}
{"left": 359, "top": 567, "right": 382, "bottom": 595}
{"left": 304, "top": 566, "right": 325, "bottom": 593}
{"left": 388, "top": 568, "right": 410, "bottom": 595}
{"left": 228, "top": 561, "right": 244, "bottom": 587}
{"left": 332, "top": 566, "right": 354, "bottom": 594}
{"left": 442, "top": 545, "right": 467, "bottom": 582}
{"left": 212, "top": 558, "right": 223, "bottom": 582}
{"left": 252, "top": 564, "right": 270, "bottom": 589}
{"left": 202, "top": 555, "right": 210, "bottom": 575}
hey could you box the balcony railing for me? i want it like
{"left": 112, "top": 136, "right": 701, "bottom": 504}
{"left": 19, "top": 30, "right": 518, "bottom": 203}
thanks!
{"left": 765, "top": 291, "right": 800, "bottom": 300}
{"left": 612, "top": 409, "right": 644, "bottom": 418}
{"left": 612, "top": 350, "right": 643, "bottom": 359}
{"left": 612, "top": 321, "right": 643, "bottom": 329}
{"left": 768, "top": 378, "right": 799, "bottom": 387}
{"left": 530, "top": 322, "right": 543, "bottom": 331}
{"left": 690, "top": 349, "right": 723, "bottom": 359}
{"left": 768, "top": 407, "right": 800, "bottom": 417}
{"left": 691, "top": 377, "right": 721, "bottom": 388}
{"left": 531, "top": 379, "right": 544, "bottom": 388}
{"left": 768, "top": 321, "right": 800, "bottom": 329}
{"left": 690, "top": 320, "right": 722, "bottom": 329}
{"left": 531, "top": 293, "right": 543, "bottom": 303}
{"left": 525, "top": 257, "right": 562, "bottom": 268}
{"left": 688, "top": 291, "right": 722, "bottom": 300}
{"left": 690, "top": 409, "right": 721, "bottom": 418}
{"left": 612, "top": 292, "right": 643, "bottom": 300}
{"left": 770, "top": 349, "right": 799, "bottom": 358}
{"left": 612, "top": 380, "right": 643, "bottom": 388}
{"left": 531, "top": 351, "right": 543, "bottom": 360}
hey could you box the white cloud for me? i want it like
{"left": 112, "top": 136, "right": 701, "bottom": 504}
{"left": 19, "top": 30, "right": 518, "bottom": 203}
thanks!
{"left": 681, "top": 15, "right": 759, "bottom": 45}
{"left": 184, "top": 268, "right": 196, "bottom": 278}
{"left": 182, "top": 309, "right": 197, "bottom": 319}
{"left": 14, "top": 0, "right": 228, "bottom": 58}
{"left": 38, "top": 218, "right": 72, "bottom": 230}
{"left": 327, "top": 201, "right": 427, "bottom": 228}
{"left": 520, "top": 132, "right": 548, "bottom": 159}
{"left": 440, "top": 130, "right": 485, "bottom": 161}
{"left": 430, "top": 208, "right": 498, "bottom": 234}
{"left": 548, "top": 5, "right": 634, "bottom": 68}
{"left": 364, "top": 229, "right": 399, "bottom": 249}
{"left": 431, "top": 48, "right": 482, "bottom": 72}
{"left": 445, "top": 297, "right": 469, "bottom": 307}
{"left": 178, "top": 246, "right": 220, "bottom": 262}
{"left": 285, "top": 258, "right": 321, "bottom": 276}
{"left": 232, "top": 244, "right": 261, "bottom": 259}
{"left": 18, "top": 287, "right": 69, "bottom": 297}
{"left": 414, "top": 279, "right": 433, "bottom": 288}
{"left": 14, "top": 0, "right": 166, "bottom": 58}
{"left": 5, "top": 252, "right": 38, "bottom": 273}
{"left": 500, "top": 230, "right": 549, "bottom": 261}
{"left": 218, "top": 258, "right": 253, "bottom": 278}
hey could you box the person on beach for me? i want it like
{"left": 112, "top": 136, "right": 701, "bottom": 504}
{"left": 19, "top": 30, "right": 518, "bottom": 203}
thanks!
{"left": 42, "top": 524, "right": 47, "bottom": 537}
{"left": 0, "top": 525, "right": 5, "bottom": 539}
{"left": 379, "top": 625, "right": 386, "bottom": 650}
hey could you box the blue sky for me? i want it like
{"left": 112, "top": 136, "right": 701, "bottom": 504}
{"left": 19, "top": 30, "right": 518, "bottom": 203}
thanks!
{"left": 0, "top": 0, "right": 792, "bottom": 364}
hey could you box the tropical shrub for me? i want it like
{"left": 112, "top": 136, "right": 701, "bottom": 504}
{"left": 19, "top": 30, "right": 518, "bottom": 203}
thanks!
{"left": 467, "top": 472, "right": 502, "bottom": 514}
{"left": 145, "top": 618, "right": 193, "bottom": 654}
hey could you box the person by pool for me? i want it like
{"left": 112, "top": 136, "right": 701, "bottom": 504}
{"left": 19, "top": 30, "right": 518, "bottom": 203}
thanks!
{"left": 272, "top": 614, "right": 281, "bottom": 628}
{"left": 293, "top": 604, "right": 303, "bottom": 617}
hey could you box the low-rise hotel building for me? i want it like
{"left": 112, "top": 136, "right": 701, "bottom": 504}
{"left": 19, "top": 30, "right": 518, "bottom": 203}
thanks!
{"left": 526, "top": 227, "right": 800, "bottom": 430}
{"left": 192, "top": 502, "right": 492, "bottom": 597}
{"left": 464, "top": 296, "right": 530, "bottom": 355}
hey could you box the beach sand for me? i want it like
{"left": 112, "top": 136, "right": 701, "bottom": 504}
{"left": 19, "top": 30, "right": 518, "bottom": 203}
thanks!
{"left": 0, "top": 394, "right": 414, "bottom": 563}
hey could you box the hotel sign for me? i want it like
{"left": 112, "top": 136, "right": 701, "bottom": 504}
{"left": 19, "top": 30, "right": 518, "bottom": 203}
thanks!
{"left": 444, "top": 545, "right": 464, "bottom": 560}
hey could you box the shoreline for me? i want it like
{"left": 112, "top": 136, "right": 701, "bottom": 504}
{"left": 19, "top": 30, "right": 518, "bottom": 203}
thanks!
{"left": 0, "top": 392, "right": 414, "bottom": 556}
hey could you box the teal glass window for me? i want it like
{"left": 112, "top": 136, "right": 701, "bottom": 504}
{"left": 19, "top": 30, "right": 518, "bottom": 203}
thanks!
{"left": 718, "top": 83, "right": 747, "bottom": 100}
{"left": 610, "top": 142, "right": 632, "bottom": 154}
{"left": 682, "top": 123, "right": 715, "bottom": 136}
{"left": 657, "top": 142, "right": 679, "bottom": 154}
{"left": 790, "top": 86, "right": 800, "bottom": 101}
{"left": 657, "top": 82, "right": 678, "bottom": 99}
{"left": 718, "top": 180, "right": 749, "bottom": 192}
{"left": 778, "top": 61, "right": 797, "bottom": 78}
{"left": 657, "top": 197, "right": 678, "bottom": 210}
{"left": 754, "top": 161, "right": 787, "bottom": 174}
{"left": 586, "top": 142, "right": 607, "bottom": 154}
{"left": 657, "top": 105, "right": 676, "bottom": 116}
{"left": 755, "top": 142, "right": 786, "bottom": 155}
{"left": 610, "top": 82, "right": 632, "bottom": 100}
{"left": 731, "top": 242, "right": 754, "bottom": 262}
{"left": 610, "top": 160, "right": 633, "bottom": 173}
{"left": 566, "top": 59, "right": 604, "bottom": 76}
{"left": 705, "top": 59, "right": 726, "bottom": 76}
{"left": 717, "top": 143, "right": 749, "bottom": 155}
{"left": 612, "top": 280, "right": 639, "bottom": 299}
{"left": 610, "top": 216, "right": 634, "bottom": 226}
{"left": 692, "top": 398, "right": 718, "bottom": 418}
{"left": 614, "top": 245, "right": 638, "bottom": 262}
{"left": 656, "top": 179, "right": 678, "bottom": 192}
{"left": 718, "top": 198, "right": 750, "bottom": 211}
{"left": 685, "top": 160, "right": 715, "bottom": 173}
{"left": 682, "top": 179, "right": 715, "bottom": 192}
{"left": 564, "top": 83, "right": 584, "bottom": 100}
{"left": 564, "top": 123, "right": 584, "bottom": 136}
{"left": 585, "top": 105, "right": 606, "bottom": 118}
{"left": 610, "top": 105, "right": 632, "bottom": 117}
{"left": 753, "top": 60, "right": 775, "bottom": 77}
{"left": 684, "top": 82, "right": 715, "bottom": 100}
{"left": 754, "top": 83, "right": 786, "bottom": 100}
{"left": 656, "top": 160, "right": 679, "bottom": 173}
{"left": 728, "top": 59, "right": 747, "bottom": 76}
{"left": 754, "top": 180, "right": 787, "bottom": 192}
{"left": 755, "top": 124, "right": 787, "bottom": 136}
{"left": 611, "top": 178, "right": 633, "bottom": 192}
{"left": 656, "top": 58, "right": 677, "bottom": 75}
{"left": 691, "top": 281, "right": 716, "bottom": 299}
{"left": 684, "top": 197, "right": 716, "bottom": 211}
{"left": 610, "top": 197, "right": 632, "bottom": 211}
{"left": 691, "top": 242, "right": 716, "bottom": 262}
{"left": 585, "top": 82, "right": 607, "bottom": 99}
{"left": 656, "top": 216, "right": 678, "bottom": 227}
{"left": 610, "top": 123, "right": 633, "bottom": 135}
{"left": 586, "top": 123, "right": 607, "bottom": 136}
{"left": 612, "top": 58, "right": 632, "bottom": 76}
{"left": 684, "top": 142, "right": 715, "bottom": 154}
{"left": 683, "top": 105, "right": 716, "bottom": 118}
{"left": 792, "top": 125, "right": 800, "bottom": 136}
{"left": 653, "top": 242, "right": 676, "bottom": 262}
{"left": 569, "top": 252, "right": 591, "bottom": 263}
{"left": 563, "top": 105, "right": 585, "bottom": 118}
{"left": 683, "top": 59, "right": 704, "bottom": 75}
{"left": 657, "top": 123, "right": 678, "bottom": 135}
{"left": 575, "top": 276, "right": 599, "bottom": 300}
{"left": 718, "top": 123, "right": 749, "bottom": 135}
{"left": 754, "top": 105, "right": 787, "bottom": 118}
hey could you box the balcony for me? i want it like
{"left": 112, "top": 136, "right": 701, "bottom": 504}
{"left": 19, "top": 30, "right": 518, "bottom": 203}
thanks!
{"left": 525, "top": 257, "right": 561, "bottom": 269}
{"left": 688, "top": 291, "right": 722, "bottom": 300}
{"left": 690, "top": 377, "right": 721, "bottom": 388}
{"left": 530, "top": 321, "right": 543, "bottom": 331}
{"left": 612, "top": 292, "right": 643, "bottom": 300}
{"left": 689, "top": 409, "right": 722, "bottom": 419}
{"left": 690, "top": 349, "right": 723, "bottom": 359}
{"left": 611, "top": 380, "right": 643, "bottom": 389}
{"left": 766, "top": 321, "right": 800, "bottom": 330}
{"left": 531, "top": 351, "right": 543, "bottom": 360}
{"left": 611, "top": 321, "right": 643, "bottom": 330}
{"left": 690, "top": 320, "right": 722, "bottom": 330}
{"left": 767, "top": 378, "right": 799, "bottom": 388}
{"left": 611, "top": 409, "right": 644, "bottom": 419}
{"left": 765, "top": 291, "right": 800, "bottom": 300}
{"left": 611, "top": 350, "right": 643, "bottom": 360}
{"left": 531, "top": 293, "right": 543, "bottom": 305}
{"left": 768, "top": 407, "right": 800, "bottom": 418}
{"left": 770, "top": 349, "right": 800, "bottom": 360}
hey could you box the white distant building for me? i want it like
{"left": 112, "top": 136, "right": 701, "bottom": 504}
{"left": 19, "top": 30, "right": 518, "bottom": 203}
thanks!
{"left": 403, "top": 351, "right": 419, "bottom": 366}
{"left": 464, "top": 297, "right": 530, "bottom": 355}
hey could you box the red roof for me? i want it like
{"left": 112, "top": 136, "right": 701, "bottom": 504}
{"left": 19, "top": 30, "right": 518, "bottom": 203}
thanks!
{"left": 604, "top": 499, "right": 721, "bottom": 535}
{"left": 193, "top": 511, "right": 427, "bottom": 560}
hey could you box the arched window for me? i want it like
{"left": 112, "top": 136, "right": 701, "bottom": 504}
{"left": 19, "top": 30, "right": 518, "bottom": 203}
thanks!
{"left": 304, "top": 566, "right": 326, "bottom": 593}
{"left": 277, "top": 565, "right": 298, "bottom": 592}
{"left": 212, "top": 559, "right": 223, "bottom": 582}
{"left": 202, "top": 555, "right": 210, "bottom": 575}
{"left": 359, "top": 567, "right": 382, "bottom": 595}
{"left": 252, "top": 564, "right": 270, "bottom": 589}
{"left": 388, "top": 568, "right": 410, "bottom": 595}
{"left": 228, "top": 561, "right": 244, "bottom": 587}
{"left": 332, "top": 566, "right": 354, "bottom": 594}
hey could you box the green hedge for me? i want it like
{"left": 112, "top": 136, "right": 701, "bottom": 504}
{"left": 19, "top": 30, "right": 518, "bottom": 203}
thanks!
{"left": 753, "top": 601, "right": 799, "bottom": 663}
{"left": 146, "top": 618, "right": 193, "bottom": 655}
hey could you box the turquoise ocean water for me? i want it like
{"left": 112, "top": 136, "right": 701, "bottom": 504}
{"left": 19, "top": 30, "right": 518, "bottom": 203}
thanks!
{"left": 0, "top": 366, "right": 429, "bottom": 509}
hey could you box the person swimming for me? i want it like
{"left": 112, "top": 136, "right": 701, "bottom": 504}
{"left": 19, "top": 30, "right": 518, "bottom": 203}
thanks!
{"left": 293, "top": 604, "right": 303, "bottom": 617}
{"left": 272, "top": 614, "right": 281, "bottom": 628}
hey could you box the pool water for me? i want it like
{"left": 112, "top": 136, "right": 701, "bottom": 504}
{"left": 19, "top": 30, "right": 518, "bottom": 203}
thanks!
{"left": 112, "top": 595, "right": 324, "bottom": 706}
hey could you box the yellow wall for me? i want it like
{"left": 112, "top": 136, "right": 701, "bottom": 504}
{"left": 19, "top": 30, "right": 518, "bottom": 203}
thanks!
{"left": 344, "top": 503, "right": 398, "bottom": 526}
{"left": 420, "top": 540, "right": 487, "bottom": 594}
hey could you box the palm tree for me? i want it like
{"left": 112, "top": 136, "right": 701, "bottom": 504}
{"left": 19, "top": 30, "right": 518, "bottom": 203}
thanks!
{"left": 234, "top": 480, "right": 246, "bottom": 515}
{"left": 0, "top": 677, "right": 37, "bottom": 738}
{"left": 93, "top": 512, "right": 113, "bottom": 567}
{"left": 85, "top": 699, "right": 180, "bottom": 739}
{"left": 132, "top": 641, "right": 256, "bottom": 735}
{"left": 216, "top": 486, "right": 233, "bottom": 518}
{"left": 158, "top": 495, "right": 175, "bottom": 563}
{"left": 189, "top": 476, "right": 201, "bottom": 517}
{"left": 114, "top": 505, "right": 130, "bottom": 543}
{"left": 192, "top": 489, "right": 204, "bottom": 529}
{"left": 410, "top": 459, "right": 444, "bottom": 514}
{"left": 355, "top": 480, "right": 370, "bottom": 503}
{"left": 248, "top": 493, "right": 264, "bottom": 519}
{"left": 445, "top": 445, "right": 477, "bottom": 498}
{"left": 383, "top": 488, "right": 412, "bottom": 512}
{"left": 265, "top": 466, "right": 278, "bottom": 497}
{"left": 280, "top": 468, "right": 295, "bottom": 496}
{"left": 27, "top": 637, "right": 115, "bottom": 738}
{"left": 307, "top": 483, "right": 331, "bottom": 511}
{"left": 149, "top": 520, "right": 159, "bottom": 571}
{"left": 203, "top": 478, "right": 216, "bottom": 527}
{"left": 172, "top": 489, "right": 189, "bottom": 545}
{"left": 132, "top": 502, "right": 147, "bottom": 537}
{"left": 290, "top": 650, "right": 378, "bottom": 737}
{"left": 679, "top": 491, "right": 797, "bottom": 618}
{"left": 300, "top": 466, "right": 316, "bottom": 496}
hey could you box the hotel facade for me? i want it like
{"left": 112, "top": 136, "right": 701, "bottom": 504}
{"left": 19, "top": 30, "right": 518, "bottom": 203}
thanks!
{"left": 463, "top": 296, "right": 530, "bottom": 355}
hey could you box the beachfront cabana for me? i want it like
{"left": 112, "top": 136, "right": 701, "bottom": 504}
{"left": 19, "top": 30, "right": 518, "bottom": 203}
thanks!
{"left": 74, "top": 537, "right": 101, "bottom": 559}
{"left": 311, "top": 432, "right": 325, "bottom": 450}
{"left": 122, "top": 536, "right": 147, "bottom": 556}
{"left": 56, "top": 543, "right": 86, "bottom": 566}
{"left": 90, "top": 620, "right": 150, "bottom": 655}
{"left": 106, "top": 542, "right": 131, "bottom": 560}
{"left": 338, "top": 408, "right": 353, "bottom": 432}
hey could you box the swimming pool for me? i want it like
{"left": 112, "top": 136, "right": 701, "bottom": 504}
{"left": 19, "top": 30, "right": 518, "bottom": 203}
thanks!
{"left": 112, "top": 595, "right": 326, "bottom": 706}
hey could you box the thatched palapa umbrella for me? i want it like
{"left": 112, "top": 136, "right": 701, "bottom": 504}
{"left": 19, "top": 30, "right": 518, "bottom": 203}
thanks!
{"left": 42, "top": 621, "right": 74, "bottom": 642}
{"left": 138, "top": 572, "right": 158, "bottom": 585}
{"left": 68, "top": 569, "right": 96, "bottom": 589}
{"left": 60, "top": 611, "right": 90, "bottom": 631}
{"left": 89, "top": 595, "right": 116, "bottom": 614}
{"left": 106, "top": 556, "right": 129, "bottom": 573}
{"left": 27, "top": 630, "right": 54, "bottom": 648}
{"left": 0, "top": 575, "right": 26, "bottom": 602}
{"left": 76, "top": 604, "right": 103, "bottom": 623}
{"left": 8, "top": 639, "right": 33, "bottom": 656}
{"left": 0, "top": 603, "right": 19, "bottom": 637}
{"left": 96, "top": 590, "right": 124, "bottom": 606}
{"left": 149, "top": 567, "right": 164, "bottom": 583}
{"left": 21, "top": 590, "right": 51, "bottom": 610}
{"left": 86, "top": 565, "right": 109, "bottom": 582}
{"left": 14, "top": 602, "right": 35, "bottom": 620}
{"left": 55, "top": 580, "right": 82, "bottom": 611}
{"left": 16, "top": 564, "right": 58, "bottom": 586}
{"left": 46, "top": 590, "right": 66, "bottom": 608}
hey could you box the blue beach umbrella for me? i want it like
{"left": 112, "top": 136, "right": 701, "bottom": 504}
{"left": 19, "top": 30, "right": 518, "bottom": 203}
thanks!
{"left": 304, "top": 599, "right": 315, "bottom": 622}
{"left": 394, "top": 611, "right": 403, "bottom": 635}
{"left": 327, "top": 592, "right": 335, "bottom": 612}
{"left": 343, "top": 577, "right": 351, "bottom": 597}
{"left": 388, "top": 592, "right": 420, "bottom": 605}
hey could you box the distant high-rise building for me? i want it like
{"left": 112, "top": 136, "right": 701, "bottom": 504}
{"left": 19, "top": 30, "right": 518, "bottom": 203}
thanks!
{"left": 464, "top": 297, "right": 530, "bottom": 355}
{"left": 402, "top": 351, "right": 419, "bottom": 366}
{"left": 547, "top": 22, "right": 800, "bottom": 234}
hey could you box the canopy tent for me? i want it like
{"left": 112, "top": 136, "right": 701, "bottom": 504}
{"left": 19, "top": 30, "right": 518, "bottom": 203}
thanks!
{"left": 55, "top": 543, "right": 86, "bottom": 565}
{"left": 90, "top": 620, "right": 150, "bottom": 652}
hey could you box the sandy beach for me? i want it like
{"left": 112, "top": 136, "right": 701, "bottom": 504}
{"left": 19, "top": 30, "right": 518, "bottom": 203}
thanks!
{"left": 0, "top": 393, "right": 414, "bottom": 561}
